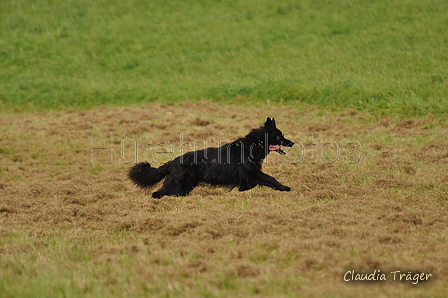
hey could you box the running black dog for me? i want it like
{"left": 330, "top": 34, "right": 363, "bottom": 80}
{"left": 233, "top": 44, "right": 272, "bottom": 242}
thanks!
{"left": 128, "top": 117, "right": 294, "bottom": 198}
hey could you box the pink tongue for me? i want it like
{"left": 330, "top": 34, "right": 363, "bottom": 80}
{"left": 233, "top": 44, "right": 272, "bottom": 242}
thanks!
{"left": 269, "top": 145, "right": 280, "bottom": 151}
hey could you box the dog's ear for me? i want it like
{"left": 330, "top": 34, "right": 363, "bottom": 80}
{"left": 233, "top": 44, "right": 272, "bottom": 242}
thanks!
{"left": 272, "top": 118, "right": 277, "bottom": 128}
{"left": 265, "top": 117, "right": 273, "bottom": 128}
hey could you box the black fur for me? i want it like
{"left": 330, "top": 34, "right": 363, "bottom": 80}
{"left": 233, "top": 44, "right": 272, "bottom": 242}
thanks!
{"left": 128, "top": 117, "right": 294, "bottom": 199}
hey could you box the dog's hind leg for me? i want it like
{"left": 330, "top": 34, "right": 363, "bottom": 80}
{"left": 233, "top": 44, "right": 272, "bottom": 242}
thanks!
{"left": 151, "top": 171, "right": 198, "bottom": 199}
{"left": 151, "top": 174, "right": 180, "bottom": 199}
{"left": 257, "top": 172, "right": 291, "bottom": 191}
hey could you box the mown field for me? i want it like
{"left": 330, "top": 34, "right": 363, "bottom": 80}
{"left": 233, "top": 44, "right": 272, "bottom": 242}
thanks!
{"left": 1, "top": 102, "right": 447, "bottom": 297}
{"left": 1, "top": 0, "right": 448, "bottom": 297}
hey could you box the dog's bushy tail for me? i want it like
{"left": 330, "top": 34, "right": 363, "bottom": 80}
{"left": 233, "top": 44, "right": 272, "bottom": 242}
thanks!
{"left": 128, "top": 162, "right": 169, "bottom": 189}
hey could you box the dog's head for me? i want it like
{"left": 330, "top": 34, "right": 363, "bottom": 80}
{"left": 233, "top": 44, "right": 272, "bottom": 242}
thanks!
{"left": 264, "top": 117, "right": 294, "bottom": 155}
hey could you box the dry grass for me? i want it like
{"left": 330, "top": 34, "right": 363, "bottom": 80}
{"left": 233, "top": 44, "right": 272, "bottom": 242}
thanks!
{"left": 1, "top": 101, "right": 447, "bottom": 297}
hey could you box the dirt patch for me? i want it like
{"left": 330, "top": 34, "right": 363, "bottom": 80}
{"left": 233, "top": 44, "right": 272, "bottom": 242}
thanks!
{"left": 190, "top": 118, "right": 213, "bottom": 127}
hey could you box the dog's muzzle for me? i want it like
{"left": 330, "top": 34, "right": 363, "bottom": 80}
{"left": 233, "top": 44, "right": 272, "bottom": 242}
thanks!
{"left": 269, "top": 141, "right": 294, "bottom": 155}
{"left": 284, "top": 141, "right": 294, "bottom": 147}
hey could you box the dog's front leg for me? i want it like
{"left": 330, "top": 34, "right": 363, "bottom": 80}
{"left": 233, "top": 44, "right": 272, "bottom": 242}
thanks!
{"left": 257, "top": 172, "right": 291, "bottom": 191}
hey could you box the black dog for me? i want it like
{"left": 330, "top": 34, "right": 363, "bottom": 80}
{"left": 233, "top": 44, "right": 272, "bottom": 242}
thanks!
{"left": 128, "top": 117, "right": 294, "bottom": 198}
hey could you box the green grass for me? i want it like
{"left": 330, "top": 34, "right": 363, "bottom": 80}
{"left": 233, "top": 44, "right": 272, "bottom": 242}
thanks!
{"left": 1, "top": 0, "right": 448, "bottom": 114}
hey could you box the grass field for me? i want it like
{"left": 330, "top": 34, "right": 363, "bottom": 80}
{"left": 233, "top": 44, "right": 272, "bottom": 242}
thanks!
{"left": 1, "top": 0, "right": 448, "bottom": 297}
{"left": 1, "top": 0, "right": 448, "bottom": 115}
{"left": 1, "top": 102, "right": 447, "bottom": 297}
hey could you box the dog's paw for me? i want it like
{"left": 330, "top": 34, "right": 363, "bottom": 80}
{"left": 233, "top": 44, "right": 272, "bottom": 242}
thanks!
{"left": 152, "top": 191, "right": 163, "bottom": 199}
{"left": 278, "top": 186, "right": 291, "bottom": 191}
